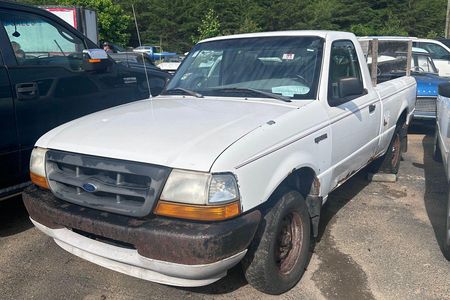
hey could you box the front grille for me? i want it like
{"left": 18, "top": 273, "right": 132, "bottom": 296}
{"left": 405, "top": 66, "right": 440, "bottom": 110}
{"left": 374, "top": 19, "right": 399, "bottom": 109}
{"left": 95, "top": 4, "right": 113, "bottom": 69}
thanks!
{"left": 46, "top": 150, "right": 171, "bottom": 217}
{"left": 415, "top": 97, "right": 437, "bottom": 114}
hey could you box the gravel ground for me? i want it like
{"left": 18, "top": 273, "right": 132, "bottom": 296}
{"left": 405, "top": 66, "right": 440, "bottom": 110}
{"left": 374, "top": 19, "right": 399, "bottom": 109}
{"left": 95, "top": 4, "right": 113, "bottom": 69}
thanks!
{"left": 1, "top": 125, "right": 449, "bottom": 299}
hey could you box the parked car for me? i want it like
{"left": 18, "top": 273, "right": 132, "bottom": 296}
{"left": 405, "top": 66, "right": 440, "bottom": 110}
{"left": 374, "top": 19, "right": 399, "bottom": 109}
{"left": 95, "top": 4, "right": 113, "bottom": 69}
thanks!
{"left": 409, "top": 48, "right": 449, "bottom": 120}
{"left": 109, "top": 52, "right": 171, "bottom": 74}
{"left": 133, "top": 45, "right": 177, "bottom": 61}
{"left": 436, "top": 38, "right": 450, "bottom": 49}
{"left": 0, "top": 2, "right": 170, "bottom": 201}
{"left": 363, "top": 44, "right": 448, "bottom": 120}
{"left": 414, "top": 39, "right": 450, "bottom": 77}
{"left": 23, "top": 31, "right": 416, "bottom": 294}
{"left": 433, "top": 82, "right": 450, "bottom": 260}
{"left": 157, "top": 56, "right": 184, "bottom": 74}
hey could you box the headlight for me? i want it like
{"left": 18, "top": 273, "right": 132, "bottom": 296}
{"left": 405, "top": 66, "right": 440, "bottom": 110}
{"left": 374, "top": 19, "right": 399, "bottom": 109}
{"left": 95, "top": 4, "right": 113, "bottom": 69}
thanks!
{"left": 30, "top": 147, "right": 49, "bottom": 189}
{"left": 155, "top": 170, "right": 240, "bottom": 221}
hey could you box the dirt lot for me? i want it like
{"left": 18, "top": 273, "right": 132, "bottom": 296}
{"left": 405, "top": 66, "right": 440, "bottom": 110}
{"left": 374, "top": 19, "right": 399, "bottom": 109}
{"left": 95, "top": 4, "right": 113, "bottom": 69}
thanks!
{"left": 1, "top": 125, "right": 449, "bottom": 300}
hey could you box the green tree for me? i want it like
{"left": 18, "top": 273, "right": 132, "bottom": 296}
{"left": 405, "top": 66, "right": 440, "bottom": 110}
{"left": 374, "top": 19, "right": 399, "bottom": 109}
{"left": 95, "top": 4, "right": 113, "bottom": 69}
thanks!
{"left": 20, "top": 0, "right": 131, "bottom": 45}
{"left": 237, "top": 17, "right": 261, "bottom": 34}
{"left": 192, "top": 9, "right": 221, "bottom": 43}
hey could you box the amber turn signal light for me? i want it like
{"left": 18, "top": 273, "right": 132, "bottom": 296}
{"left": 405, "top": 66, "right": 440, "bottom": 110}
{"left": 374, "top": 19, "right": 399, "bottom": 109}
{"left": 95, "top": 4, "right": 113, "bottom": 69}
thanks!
{"left": 30, "top": 172, "right": 49, "bottom": 189}
{"left": 154, "top": 200, "right": 240, "bottom": 221}
{"left": 88, "top": 59, "right": 101, "bottom": 63}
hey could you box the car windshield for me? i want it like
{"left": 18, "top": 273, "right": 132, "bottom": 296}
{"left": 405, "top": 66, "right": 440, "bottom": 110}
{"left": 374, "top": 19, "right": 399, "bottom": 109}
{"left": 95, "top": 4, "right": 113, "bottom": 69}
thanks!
{"left": 164, "top": 36, "right": 324, "bottom": 100}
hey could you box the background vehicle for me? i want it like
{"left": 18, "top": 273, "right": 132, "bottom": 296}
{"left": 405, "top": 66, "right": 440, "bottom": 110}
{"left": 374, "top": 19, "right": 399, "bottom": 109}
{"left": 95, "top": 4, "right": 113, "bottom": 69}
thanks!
{"left": 157, "top": 56, "right": 184, "bottom": 74}
{"left": 436, "top": 38, "right": 450, "bottom": 48}
{"left": 414, "top": 39, "right": 450, "bottom": 77}
{"left": 133, "top": 45, "right": 177, "bottom": 61}
{"left": 0, "top": 2, "right": 170, "bottom": 201}
{"left": 433, "top": 82, "right": 450, "bottom": 260}
{"left": 23, "top": 31, "right": 416, "bottom": 294}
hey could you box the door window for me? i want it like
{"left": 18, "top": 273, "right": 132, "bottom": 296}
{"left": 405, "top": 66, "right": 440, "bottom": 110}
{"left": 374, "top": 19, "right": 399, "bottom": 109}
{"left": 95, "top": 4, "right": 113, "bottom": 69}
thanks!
{"left": 0, "top": 10, "right": 86, "bottom": 70}
{"left": 417, "top": 42, "right": 450, "bottom": 61}
{"left": 328, "top": 40, "right": 363, "bottom": 103}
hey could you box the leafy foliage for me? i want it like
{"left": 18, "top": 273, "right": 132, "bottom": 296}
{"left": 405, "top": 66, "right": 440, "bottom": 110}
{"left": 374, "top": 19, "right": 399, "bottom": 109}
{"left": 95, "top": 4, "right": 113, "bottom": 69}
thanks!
{"left": 20, "top": 0, "right": 448, "bottom": 52}
{"left": 192, "top": 9, "right": 221, "bottom": 43}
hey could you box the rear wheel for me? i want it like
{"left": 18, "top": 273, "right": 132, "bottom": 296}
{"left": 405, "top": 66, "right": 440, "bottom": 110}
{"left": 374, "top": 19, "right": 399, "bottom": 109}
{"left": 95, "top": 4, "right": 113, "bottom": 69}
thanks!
{"left": 372, "top": 125, "right": 402, "bottom": 174}
{"left": 242, "top": 189, "right": 312, "bottom": 294}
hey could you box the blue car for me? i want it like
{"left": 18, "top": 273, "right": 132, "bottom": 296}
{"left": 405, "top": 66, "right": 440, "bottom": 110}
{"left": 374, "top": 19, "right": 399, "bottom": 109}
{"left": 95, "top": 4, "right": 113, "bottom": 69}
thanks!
{"left": 411, "top": 48, "right": 450, "bottom": 120}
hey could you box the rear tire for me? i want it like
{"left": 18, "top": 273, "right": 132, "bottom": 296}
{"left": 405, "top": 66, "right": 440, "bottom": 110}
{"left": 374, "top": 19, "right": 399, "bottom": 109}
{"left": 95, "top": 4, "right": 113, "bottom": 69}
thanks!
{"left": 242, "top": 189, "right": 312, "bottom": 295}
{"left": 372, "top": 125, "right": 402, "bottom": 174}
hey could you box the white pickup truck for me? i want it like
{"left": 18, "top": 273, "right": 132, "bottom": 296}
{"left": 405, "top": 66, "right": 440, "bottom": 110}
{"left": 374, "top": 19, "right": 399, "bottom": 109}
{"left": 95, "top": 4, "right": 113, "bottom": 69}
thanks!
{"left": 23, "top": 31, "right": 416, "bottom": 294}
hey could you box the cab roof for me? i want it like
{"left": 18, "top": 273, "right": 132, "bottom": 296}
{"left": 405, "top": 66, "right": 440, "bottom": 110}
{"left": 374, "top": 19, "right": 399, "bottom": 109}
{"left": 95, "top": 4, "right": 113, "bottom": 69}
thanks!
{"left": 199, "top": 30, "right": 356, "bottom": 44}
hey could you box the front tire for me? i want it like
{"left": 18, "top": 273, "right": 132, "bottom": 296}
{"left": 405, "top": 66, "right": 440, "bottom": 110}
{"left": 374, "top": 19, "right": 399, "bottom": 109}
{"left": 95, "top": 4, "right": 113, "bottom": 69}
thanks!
{"left": 242, "top": 189, "right": 312, "bottom": 294}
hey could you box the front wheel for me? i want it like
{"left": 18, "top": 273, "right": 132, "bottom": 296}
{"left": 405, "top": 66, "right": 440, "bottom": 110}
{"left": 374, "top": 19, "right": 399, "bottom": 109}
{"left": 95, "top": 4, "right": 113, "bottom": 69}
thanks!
{"left": 242, "top": 189, "right": 312, "bottom": 294}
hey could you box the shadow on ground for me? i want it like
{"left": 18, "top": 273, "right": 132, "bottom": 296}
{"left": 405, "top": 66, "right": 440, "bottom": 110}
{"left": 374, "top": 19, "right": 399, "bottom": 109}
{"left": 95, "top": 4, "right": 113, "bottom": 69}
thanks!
{"left": 0, "top": 195, "right": 33, "bottom": 237}
{"left": 318, "top": 169, "right": 371, "bottom": 242}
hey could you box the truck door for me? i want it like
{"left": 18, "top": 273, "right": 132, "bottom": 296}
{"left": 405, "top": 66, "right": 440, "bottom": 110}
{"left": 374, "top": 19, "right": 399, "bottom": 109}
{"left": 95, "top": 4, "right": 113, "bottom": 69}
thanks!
{"left": 326, "top": 40, "right": 381, "bottom": 188}
{"left": 0, "top": 50, "right": 20, "bottom": 195}
{"left": 0, "top": 9, "right": 151, "bottom": 183}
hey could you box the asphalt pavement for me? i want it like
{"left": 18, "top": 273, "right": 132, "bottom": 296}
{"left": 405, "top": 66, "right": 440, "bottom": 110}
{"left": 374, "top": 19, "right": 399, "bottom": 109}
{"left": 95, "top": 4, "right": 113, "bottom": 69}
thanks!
{"left": 1, "top": 124, "right": 449, "bottom": 299}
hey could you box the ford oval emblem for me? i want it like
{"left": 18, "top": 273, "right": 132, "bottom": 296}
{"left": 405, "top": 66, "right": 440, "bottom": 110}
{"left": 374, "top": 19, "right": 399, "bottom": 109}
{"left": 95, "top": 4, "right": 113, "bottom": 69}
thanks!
{"left": 82, "top": 183, "right": 97, "bottom": 193}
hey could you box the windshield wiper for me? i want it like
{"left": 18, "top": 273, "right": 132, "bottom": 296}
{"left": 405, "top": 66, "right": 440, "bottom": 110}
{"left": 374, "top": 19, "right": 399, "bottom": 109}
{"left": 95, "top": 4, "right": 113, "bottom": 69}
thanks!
{"left": 211, "top": 87, "right": 291, "bottom": 102}
{"left": 165, "top": 87, "right": 203, "bottom": 98}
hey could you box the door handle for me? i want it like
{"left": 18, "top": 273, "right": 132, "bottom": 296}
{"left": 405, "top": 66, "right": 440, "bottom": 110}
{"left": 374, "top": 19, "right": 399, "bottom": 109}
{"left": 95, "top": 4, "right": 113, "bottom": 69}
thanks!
{"left": 16, "top": 82, "right": 39, "bottom": 100}
{"left": 369, "top": 104, "right": 376, "bottom": 113}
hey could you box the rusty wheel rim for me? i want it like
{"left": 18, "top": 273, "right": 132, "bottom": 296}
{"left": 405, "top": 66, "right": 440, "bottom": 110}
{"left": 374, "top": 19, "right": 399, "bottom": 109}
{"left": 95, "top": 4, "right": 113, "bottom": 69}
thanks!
{"left": 391, "top": 134, "right": 401, "bottom": 167}
{"left": 275, "top": 212, "right": 303, "bottom": 275}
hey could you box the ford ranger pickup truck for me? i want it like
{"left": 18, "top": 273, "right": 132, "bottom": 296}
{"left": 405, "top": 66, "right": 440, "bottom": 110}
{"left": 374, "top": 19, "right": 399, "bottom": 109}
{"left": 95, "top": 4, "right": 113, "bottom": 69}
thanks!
{"left": 23, "top": 31, "right": 416, "bottom": 294}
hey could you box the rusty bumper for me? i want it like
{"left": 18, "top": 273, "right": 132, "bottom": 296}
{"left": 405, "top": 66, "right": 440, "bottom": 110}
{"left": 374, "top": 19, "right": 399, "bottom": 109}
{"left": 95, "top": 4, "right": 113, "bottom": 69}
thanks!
{"left": 23, "top": 186, "right": 261, "bottom": 265}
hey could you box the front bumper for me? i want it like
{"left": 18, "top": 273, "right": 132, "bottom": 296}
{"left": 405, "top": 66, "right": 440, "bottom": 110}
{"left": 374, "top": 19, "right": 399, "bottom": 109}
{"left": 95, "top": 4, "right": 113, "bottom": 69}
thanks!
{"left": 23, "top": 186, "right": 261, "bottom": 286}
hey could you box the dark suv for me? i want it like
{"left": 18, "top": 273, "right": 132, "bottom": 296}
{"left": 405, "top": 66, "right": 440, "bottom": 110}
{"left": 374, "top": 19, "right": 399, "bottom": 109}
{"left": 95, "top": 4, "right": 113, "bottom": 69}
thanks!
{"left": 0, "top": 2, "right": 170, "bottom": 200}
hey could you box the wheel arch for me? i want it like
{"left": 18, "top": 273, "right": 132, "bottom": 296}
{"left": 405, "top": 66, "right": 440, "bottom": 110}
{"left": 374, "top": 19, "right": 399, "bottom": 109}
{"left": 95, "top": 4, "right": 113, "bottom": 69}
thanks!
{"left": 267, "top": 166, "right": 323, "bottom": 237}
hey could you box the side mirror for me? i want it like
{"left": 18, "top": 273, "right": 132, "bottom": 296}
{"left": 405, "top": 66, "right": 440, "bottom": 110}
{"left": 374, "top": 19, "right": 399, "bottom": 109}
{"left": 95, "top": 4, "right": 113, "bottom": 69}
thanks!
{"left": 338, "top": 77, "right": 364, "bottom": 98}
{"left": 82, "top": 49, "right": 111, "bottom": 72}
{"left": 438, "top": 82, "right": 450, "bottom": 98}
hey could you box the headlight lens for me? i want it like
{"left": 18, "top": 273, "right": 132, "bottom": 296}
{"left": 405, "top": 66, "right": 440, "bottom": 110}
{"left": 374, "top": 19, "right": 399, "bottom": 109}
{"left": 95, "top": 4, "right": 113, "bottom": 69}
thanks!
{"left": 156, "top": 170, "right": 241, "bottom": 221}
{"left": 30, "top": 147, "right": 49, "bottom": 189}
{"left": 160, "top": 170, "right": 210, "bottom": 205}
{"left": 160, "top": 170, "right": 239, "bottom": 205}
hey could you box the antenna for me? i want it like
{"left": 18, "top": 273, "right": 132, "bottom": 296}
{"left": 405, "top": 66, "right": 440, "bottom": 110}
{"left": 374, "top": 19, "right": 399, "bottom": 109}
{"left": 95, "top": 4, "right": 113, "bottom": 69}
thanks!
{"left": 132, "top": 3, "right": 152, "bottom": 100}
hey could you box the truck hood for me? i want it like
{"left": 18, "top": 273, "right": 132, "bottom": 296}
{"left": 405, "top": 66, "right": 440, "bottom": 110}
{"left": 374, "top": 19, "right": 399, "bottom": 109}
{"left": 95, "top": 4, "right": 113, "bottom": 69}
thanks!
{"left": 37, "top": 97, "right": 297, "bottom": 172}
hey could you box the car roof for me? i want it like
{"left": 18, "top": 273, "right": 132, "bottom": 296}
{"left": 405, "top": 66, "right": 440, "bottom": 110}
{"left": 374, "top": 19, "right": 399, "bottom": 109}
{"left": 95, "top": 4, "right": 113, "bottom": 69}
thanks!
{"left": 199, "top": 30, "right": 356, "bottom": 43}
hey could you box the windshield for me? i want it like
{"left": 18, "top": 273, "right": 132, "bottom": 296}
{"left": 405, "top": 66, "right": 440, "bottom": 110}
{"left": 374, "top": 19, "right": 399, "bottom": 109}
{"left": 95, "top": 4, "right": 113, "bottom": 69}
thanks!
{"left": 164, "top": 36, "right": 324, "bottom": 100}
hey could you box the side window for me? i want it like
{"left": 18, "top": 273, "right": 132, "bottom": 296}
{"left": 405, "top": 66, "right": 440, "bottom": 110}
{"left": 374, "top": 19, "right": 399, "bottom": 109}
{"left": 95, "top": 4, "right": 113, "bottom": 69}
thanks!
{"left": 420, "top": 42, "right": 450, "bottom": 61}
{"left": 0, "top": 10, "right": 86, "bottom": 70}
{"left": 416, "top": 55, "right": 434, "bottom": 73}
{"left": 328, "top": 40, "right": 364, "bottom": 104}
